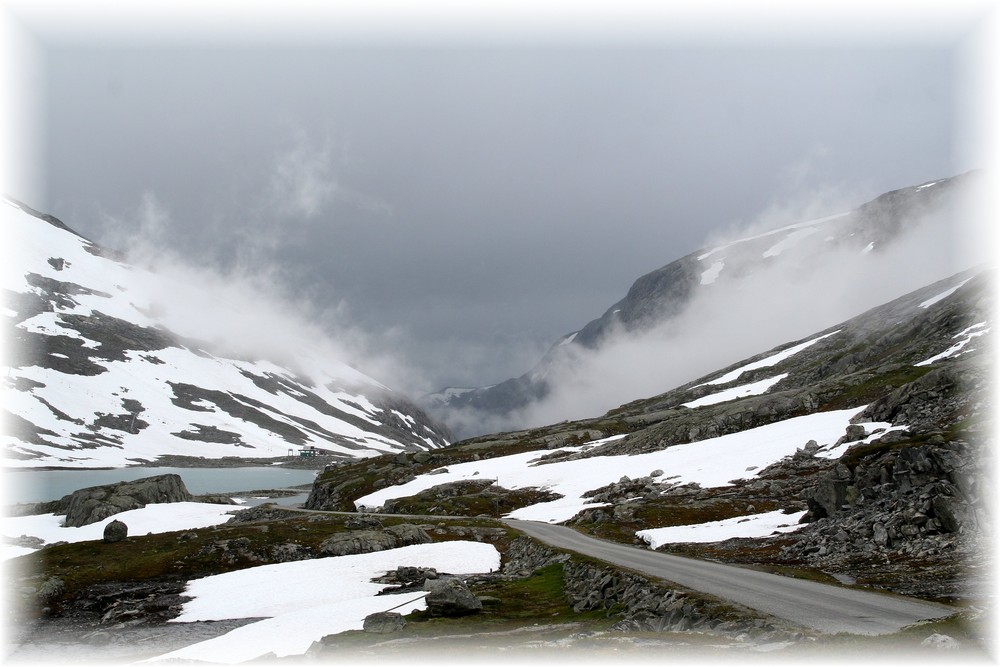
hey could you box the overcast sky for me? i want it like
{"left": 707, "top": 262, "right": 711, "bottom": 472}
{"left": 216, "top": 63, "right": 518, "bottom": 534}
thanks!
{"left": 3, "top": 2, "right": 996, "bottom": 395}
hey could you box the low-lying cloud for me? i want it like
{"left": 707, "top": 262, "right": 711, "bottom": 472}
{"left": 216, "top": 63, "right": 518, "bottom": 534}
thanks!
{"left": 96, "top": 189, "right": 423, "bottom": 398}
{"left": 452, "top": 176, "right": 993, "bottom": 436}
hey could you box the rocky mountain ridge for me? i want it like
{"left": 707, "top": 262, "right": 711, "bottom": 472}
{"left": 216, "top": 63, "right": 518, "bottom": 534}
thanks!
{"left": 424, "top": 171, "right": 985, "bottom": 438}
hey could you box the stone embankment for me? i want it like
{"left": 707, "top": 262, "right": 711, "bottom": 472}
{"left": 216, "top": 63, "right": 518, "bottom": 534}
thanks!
{"left": 502, "top": 537, "right": 800, "bottom": 641}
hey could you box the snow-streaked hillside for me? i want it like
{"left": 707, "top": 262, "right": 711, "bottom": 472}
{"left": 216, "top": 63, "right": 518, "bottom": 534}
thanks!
{"left": 1, "top": 198, "right": 449, "bottom": 468}
{"left": 425, "top": 171, "right": 988, "bottom": 437}
{"left": 355, "top": 408, "right": 895, "bottom": 524}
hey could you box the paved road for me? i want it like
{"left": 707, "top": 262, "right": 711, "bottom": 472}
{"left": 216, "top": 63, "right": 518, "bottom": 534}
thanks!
{"left": 504, "top": 519, "right": 956, "bottom": 636}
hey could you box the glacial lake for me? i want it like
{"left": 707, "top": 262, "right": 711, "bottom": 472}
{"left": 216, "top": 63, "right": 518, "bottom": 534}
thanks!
{"left": 4, "top": 466, "right": 320, "bottom": 506}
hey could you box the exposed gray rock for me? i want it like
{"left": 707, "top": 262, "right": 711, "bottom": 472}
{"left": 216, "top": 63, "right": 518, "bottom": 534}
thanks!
{"left": 395, "top": 566, "right": 439, "bottom": 583}
{"left": 225, "top": 504, "right": 299, "bottom": 524}
{"left": 63, "top": 474, "right": 193, "bottom": 527}
{"left": 319, "top": 524, "right": 431, "bottom": 557}
{"left": 35, "top": 578, "right": 65, "bottom": 604}
{"left": 423, "top": 577, "right": 482, "bottom": 617}
{"left": 384, "top": 524, "right": 432, "bottom": 546}
{"left": 319, "top": 530, "right": 397, "bottom": 557}
{"left": 363, "top": 611, "right": 407, "bottom": 633}
{"left": 103, "top": 519, "right": 128, "bottom": 543}
{"left": 562, "top": 557, "right": 792, "bottom": 640}
{"left": 502, "top": 536, "right": 570, "bottom": 577}
{"left": 345, "top": 515, "right": 384, "bottom": 530}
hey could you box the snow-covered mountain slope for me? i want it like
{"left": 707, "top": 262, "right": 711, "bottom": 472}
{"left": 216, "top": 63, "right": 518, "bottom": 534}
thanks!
{"left": 1, "top": 197, "right": 449, "bottom": 468}
{"left": 425, "top": 171, "right": 986, "bottom": 437}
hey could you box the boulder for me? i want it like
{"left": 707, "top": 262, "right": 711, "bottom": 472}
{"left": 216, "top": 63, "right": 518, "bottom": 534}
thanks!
{"left": 35, "top": 578, "right": 65, "bottom": 603}
{"left": 808, "top": 476, "right": 851, "bottom": 518}
{"left": 363, "top": 611, "right": 407, "bottom": 634}
{"left": 423, "top": 577, "right": 482, "bottom": 617}
{"left": 63, "top": 474, "right": 192, "bottom": 527}
{"left": 103, "top": 519, "right": 128, "bottom": 543}
{"left": 932, "top": 495, "right": 975, "bottom": 534}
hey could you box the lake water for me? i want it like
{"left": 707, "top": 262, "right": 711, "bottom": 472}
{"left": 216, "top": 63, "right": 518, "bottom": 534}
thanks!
{"left": 4, "top": 466, "right": 319, "bottom": 505}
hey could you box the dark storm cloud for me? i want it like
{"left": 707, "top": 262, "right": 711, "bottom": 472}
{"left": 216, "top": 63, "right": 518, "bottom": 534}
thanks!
{"left": 4, "top": 2, "right": 988, "bottom": 397}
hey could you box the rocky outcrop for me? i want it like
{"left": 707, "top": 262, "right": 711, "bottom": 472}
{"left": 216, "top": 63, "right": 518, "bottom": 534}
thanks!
{"left": 63, "top": 474, "right": 193, "bottom": 527}
{"left": 780, "top": 430, "right": 987, "bottom": 598}
{"left": 224, "top": 504, "right": 300, "bottom": 524}
{"left": 318, "top": 524, "right": 431, "bottom": 557}
{"left": 502, "top": 536, "right": 570, "bottom": 577}
{"left": 504, "top": 537, "right": 795, "bottom": 639}
{"left": 563, "top": 560, "right": 793, "bottom": 639}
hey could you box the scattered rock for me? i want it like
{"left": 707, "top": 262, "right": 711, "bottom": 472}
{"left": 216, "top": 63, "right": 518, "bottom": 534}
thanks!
{"left": 103, "top": 519, "right": 128, "bottom": 543}
{"left": 363, "top": 611, "right": 407, "bottom": 633}
{"left": 423, "top": 577, "right": 482, "bottom": 617}
{"left": 36, "top": 578, "right": 65, "bottom": 604}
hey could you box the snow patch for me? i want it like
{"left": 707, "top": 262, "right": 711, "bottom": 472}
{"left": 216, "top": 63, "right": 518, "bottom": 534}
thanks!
{"left": 637, "top": 509, "right": 807, "bottom": 548}
{"left": 700, "top": 261, "right": 725, "bottom": 285}
{"left": 919, "top": 277, "right": 973, "bottom": 309}
{"left": 558, "top": 332, "right": 579, "bottom": 346}
{"left": 682, "top": 374, "right": 788, "bottom": 408}
{"left": 698, "top": 211, "right": 849, "bottom": 261}
{"left": 915, "top": 322, "right": 990, "bottom": 367}
{"left": 762, "top": 227, "right": 819, "bottom": 258}
{"left": 697, "top": 330, "right": 840, "bottom": 387}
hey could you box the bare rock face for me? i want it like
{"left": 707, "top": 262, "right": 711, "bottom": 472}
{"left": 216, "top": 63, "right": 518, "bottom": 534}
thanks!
{"left": 63, "top": 474, "right": 193, "bottom": 527}
{"left": 318, "top": 524, "right": 432, "bottom": 557}
{"left": 319, "top": 531, "right": 397, "bottom": 557}
{"left": 103, "top": 519, "right": 128, "bottom": 543}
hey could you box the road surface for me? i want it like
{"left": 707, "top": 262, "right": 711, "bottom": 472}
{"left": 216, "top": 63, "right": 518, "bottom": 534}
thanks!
{"left": 504, "top": 519, "right": 956, "bottom": 635}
